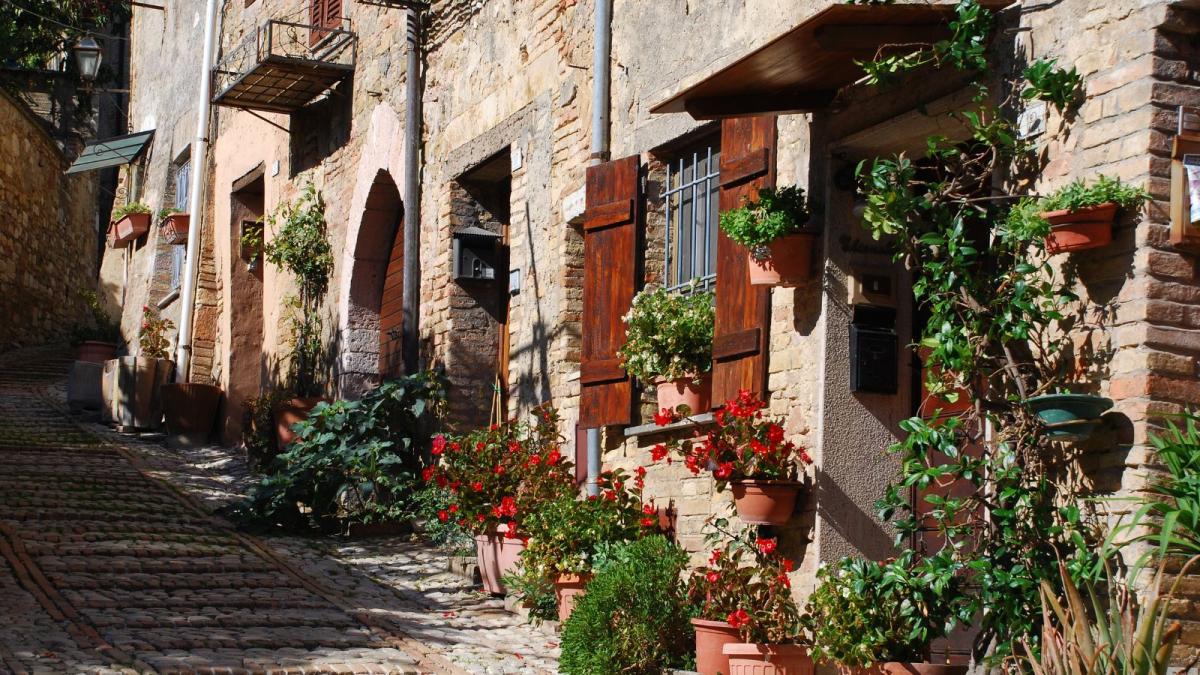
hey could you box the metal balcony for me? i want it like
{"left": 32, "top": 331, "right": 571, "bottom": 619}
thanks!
{"left": 212, "top": 19, "right": 356, "bottom": 113}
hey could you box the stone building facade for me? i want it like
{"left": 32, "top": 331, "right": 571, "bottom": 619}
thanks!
{"left": 103, "top": 0, "right": 1200, "bottom": 654}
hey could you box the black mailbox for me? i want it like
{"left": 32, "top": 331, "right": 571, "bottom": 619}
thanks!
{"left": 452, "top": 226, "right": 504, "bottom": 282}
{"left": 850, "top": 305, "right": 898, "bottom": 394}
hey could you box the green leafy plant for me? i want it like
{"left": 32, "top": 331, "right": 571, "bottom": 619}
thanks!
{"left": 1037, "top": 176, "right": 1149, "bottom": 215}
{"left": 718, "top": 185, "right": 811, "bottom": 261}
{"left": 0, "top": 1, "right": 129, "bottom": 71}
{"left": 413, "top": 483, "right": 475, "bottom": 553}
{"left": 559, "top": 535, "right": 694, "bottom": 675}
{"left": 619, "top": 282, "right": 714, "bottom": 384}
{"left": 70, "top": 290, "right": 122, "bottom": 346}
{"left": 230, "top": 373, "right": 445, "bottom": 531}
{"left": 156, "top": 206, "right": 184, "bottom": 221}
{"left": 112, "top": 201, "right": 151, "bottom": 221}
{"left": 805, "top": 551, "right": 970, "bottom": 667}
{"left": 138, "top": 305, "right": 173, "bottom": 359}
{"left": 1022, "top": 59, "right": 1084, "bottom": 113}
{"left": 241, "top": 388, "right": 295, "bottom": 470}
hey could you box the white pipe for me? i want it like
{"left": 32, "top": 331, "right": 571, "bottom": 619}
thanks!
{"left": 174, "top": 0, "right": 220, "bottom": 381}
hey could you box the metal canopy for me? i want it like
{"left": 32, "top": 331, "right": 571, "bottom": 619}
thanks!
{"left": 65, "top": 130, "right": 154, "bottom": 174}
{"left": 650, "top": 1, "right": 1011, "bottom": 120}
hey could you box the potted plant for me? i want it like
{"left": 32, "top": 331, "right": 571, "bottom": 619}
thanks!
{"left": 686, "top": 537, "right": 762, "bottom": 675}
{"left": 514, "top": 468, "right": 656, "bottom": 622}
{"left": 261, "top": 185, "right": 334, "bottom": 447}
{"left": 109, "top": 202, "right": 152, "bottom": 247}
{"left": 160, "top": 379, "right": 222, "bottom": 448}
{"left": 719, "top": 185, "right": 814, "bottom": 286}
{"left": 804, "top": 551, "right": 970, "bottom": 675}
{"left": 240, "top": 219, "right": 264, "bottom": 271}
{"left": 619, "top": 283, "right": 715, "bottom": 415}
{"left": 654, "top": 390, "right": 811, "bottom": 525}
{"left": 1023, "top": 390, "right": 1113, "bottom": 442}
{"left": 1033, "top": 175, "right": 1148, "bottom": 254}
{"left": 70, "top": 290, "right": 122, "bottom": 363}
{"left": 426, "top": 405, "right": 576, "bottom": 595}
{"left": 158, "top": 207, "right": 190, "bottom": 245}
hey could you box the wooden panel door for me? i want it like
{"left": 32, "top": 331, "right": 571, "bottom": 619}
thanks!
{"left": 379, "top": 222, "right": 404, "bottom": 379}
{"left": 711, "top": 116, "right": 776, "bottom": 405}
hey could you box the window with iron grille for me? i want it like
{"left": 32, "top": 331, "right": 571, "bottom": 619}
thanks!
{"left": 169, "top": 159, "right": 190, "bottom": 291}
{"left": 662, "top": 137, "right": 720, "bottom": 292}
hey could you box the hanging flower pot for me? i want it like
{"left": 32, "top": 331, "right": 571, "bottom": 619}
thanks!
{"left": 1024, "top": 393, "right": 1113, "bottom": 441}
{"left": 723, "top": 643, "right": 813, "bottom": 675}
{"left": 109, "top": 209, "right": 152, "bottom": 247}
{"left": 655, "top": 373, "right": 712, "bottom": 415}
{"left": 692, "top": 618, "right": 741, "bottom": 675}
{"left": 1040, "top": 202, "right": 1117, "bottom": 254}
{"left": 730, "top": 479, "right": 801, "bottom": 525}
{"left": 747, "top": 233, "right": 818, "bottom": 287}
{"left": 161, "top": 213, "right": 191, "bottom": 245}
{"left": 553, "top": 573, "right": 591, "bottom": 623}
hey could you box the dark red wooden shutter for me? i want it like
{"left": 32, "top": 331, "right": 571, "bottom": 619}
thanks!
{"left": 325, "top": 0, "right": 342, "bottom": 28}
{"left": 712, "top": 116, "right": 776, "bottom": 405}
{"left": 580, "top": 155, "right": 641, "bottom": 428}
{"left": 309, "top": 0, "right": 324, "bottom": 45}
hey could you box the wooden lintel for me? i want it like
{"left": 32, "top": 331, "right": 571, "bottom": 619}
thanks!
{"left": 814, "top": 23, "right": 950, "bottom": 54}
{"left": 683, "top": 90, "right": 836, "bottom": 121}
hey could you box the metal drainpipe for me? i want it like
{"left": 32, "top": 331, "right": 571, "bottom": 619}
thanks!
{"left": 401, "top": 6, "right": 423, "bottom": 374}
{"left": 585, "top": 0, "right": 613, "bottom": 497}
{"left": 173, "top": 0, "right": 220, "bottom": 382}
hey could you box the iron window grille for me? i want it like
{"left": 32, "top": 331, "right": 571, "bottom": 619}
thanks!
{"left": 169, "top": 160, "right": 190, "bottom": 291}
{"left": 662, "top": 139, "right": 720, "bottom": 293}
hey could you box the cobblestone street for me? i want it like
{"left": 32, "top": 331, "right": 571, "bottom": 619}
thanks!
{"left": 0, "top": 348, "right": 558, "bottom": 674}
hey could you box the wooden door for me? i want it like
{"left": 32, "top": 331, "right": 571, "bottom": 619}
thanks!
{"left": 379, "top": 221, "right": 404, "bottom": 379}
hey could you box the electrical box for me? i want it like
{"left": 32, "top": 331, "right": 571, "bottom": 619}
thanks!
{"left": 850, "top": 305, "right": 898, "bottom": 394}
{"left": 452, "top": 226, "right": 504, "bottom": 282}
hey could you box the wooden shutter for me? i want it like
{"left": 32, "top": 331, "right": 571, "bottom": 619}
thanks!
{"left": 324, "top": 0, "right": 342, "bottom": 28}
{"left": 711, "top": 116, "right": 776, "bottom": 405}
{"left": 309, "top": 0, "right": 340, "bottom": 45}
{"left": 580, "top": 155, "right": 642, "bottom": 428}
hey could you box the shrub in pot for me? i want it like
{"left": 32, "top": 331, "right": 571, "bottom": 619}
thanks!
{"left": 1022, "top": 175, "right": 1148, "bottom": 254}
{"left": 719, "top": 185, "right": 815, "bottom": 286}
{"left": 559, "top": 535, "right": 694, "bottom": 675}
{"left": 804, "top": 551, "right": 971, "bottom": 675}
{"left": 426, "top": 405, "right": 577, "bottom": 594}
{"left": 653, "top": 390, "right": 811, "bottom": 525}
{"left": 158, "top": 207, "right": 190, "bottom": 245}
{"left": 109, "top": 306, "right": 174, "bottom": 430}
{"left": 686, "top": 533, "right": 772, "bottom": 675}
{"left": 620, "top": 283, "right": 714, "bottom": 415}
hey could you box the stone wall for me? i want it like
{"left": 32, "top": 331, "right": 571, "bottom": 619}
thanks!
{"left": 0, "top": 89, "right": 100, "bottom": 352}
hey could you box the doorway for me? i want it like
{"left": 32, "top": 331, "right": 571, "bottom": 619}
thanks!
{"left": 224, "top": 167, "right": 266, "bottom": 444}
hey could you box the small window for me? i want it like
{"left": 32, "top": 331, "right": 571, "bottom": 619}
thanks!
{"left": 169, "top": 246, "right": 185, "bottom": 291}
{"left": 174, "top": 159, "right": 190, "bottom": 212}
{"left": 662, "top": 138, "right": 720, "bottom": 292}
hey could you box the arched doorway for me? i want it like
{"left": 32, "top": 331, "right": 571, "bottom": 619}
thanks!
{"left": 340, "top": 169, "right": 403, "bottom": 396}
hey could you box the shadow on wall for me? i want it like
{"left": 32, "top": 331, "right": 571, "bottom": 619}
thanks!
{"left": 291, "top": 77, "right": 354, "bottom": 177}
{"left": 813, "top": 464, "right": 895, "bottom": 561}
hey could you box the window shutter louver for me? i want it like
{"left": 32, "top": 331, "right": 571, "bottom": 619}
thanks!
{"left": 325, "top": 0, "right": 342, "bottom": 28}
{"left": 580, "top": 155, "right": 642, "bottom": 428}
{"left": 711, "top": 116, "right": 777, "bottom": 405}
{"left": 309, "top": 0, "right": 324, "bottom": 45}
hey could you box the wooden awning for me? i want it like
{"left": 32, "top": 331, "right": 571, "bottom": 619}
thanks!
{"left": 650, "top": 1, "right": 1011, "bottom": 120}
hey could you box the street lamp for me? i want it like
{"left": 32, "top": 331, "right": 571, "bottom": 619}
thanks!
{"left": 73, "top": 37, "right": 103, "bottom": 83}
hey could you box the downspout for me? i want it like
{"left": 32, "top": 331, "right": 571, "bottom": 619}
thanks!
{"left": 401, "top": 5, "right": 423, "bottom": 374}
{"left": 174, "top": 0, "right": 220, "bottom": 381}
{"left": 585, "top": 0, "right": 612, "bottom": 497}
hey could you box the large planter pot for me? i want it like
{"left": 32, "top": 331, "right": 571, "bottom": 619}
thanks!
{"left": 105, "top": 356, "right": 173, "bottom": 430}
{"left": 1041, "top": 202, "right": 1117, "bottom": 254}
{"left": 1025, "top": 393, "right": 1113, "bottom": 441}
{"left": 554, "top": 573, "right": 591, "bottom": 623}
{"left": 730, "top": 479, "right": 801, "bottom": 525}
{"left": 161, "top": 213, "right": 190, "bottom": 245}
{"left": 862, "top": 663, "right": 969, "bottom": 675}
{"left": 110, "top": 212, "right": 152, "bottom": 247}
{"left": 748, "top": 233, "right": 818, "bottom": 287}
{"left": 692, "top": 618, "right": 741, "bottom": 675}
{"left": 655, "top": 373, "right": 712, "bottom": 416}
{"left": 724, "top": 643, "right": 813, "bottom": 675}
{"left": 67, "top": 360, "right": 104, "bottom": 420}
{"left": 474, "top": 525, "right": 527, "bottom": 595}
{"left": 75, "top": 341, "right": 118, "bottom": 363}
{"left": 273, "top": 396, "right": 329, "bottom": 448}
{"left": 161, "top": 383, "right": 222, "bottom": 448}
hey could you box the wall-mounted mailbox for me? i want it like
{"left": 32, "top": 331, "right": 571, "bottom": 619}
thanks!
{"left": 850, "top": 305, "right": 898, "bottom": 394}
{"left": 452, "top": 226, "right": 504, "bottom": 282}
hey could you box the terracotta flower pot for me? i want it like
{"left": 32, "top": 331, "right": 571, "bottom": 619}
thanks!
{"left": 474, "top": 525, "right": 527, "bottom": 595}
{"left": 730, "top": 479, "right": 801, "bottom": 525}
{"left": 748, "top": 233, "right": 818, "bottom": 287}
{"left": 1041, "top": 202, "right": 1117, "bottom": 254}
{"left": 655, "top": 373, "right": 712, "bottom": 416}
{"left": 110, "top": 212, "right": 152, "bottom": 247}
{"left": 554, "top": 573, "right": 591, "bottom": 623}
{"left": 724, "top": 643, "right": 813, "bottom": 675}
{"left": 862, "top": 663, "right": 968, "bottom": 675}
{"left": 161, "top": 213, "right": 190, "bottom": 245}
{"left": 161, "top": 383, "right": 222, "bottom": 447}
{"left": 75, "top": 340, "right": 118, "bottom": 363}
{"left": 104, "top": 356, "right": 173, "bottom": 430}
{"left": 273, "top": 396, "right": 329, "bottom": 448}
{"left": 692, "top": 618, "right": 741, "bottom": 675}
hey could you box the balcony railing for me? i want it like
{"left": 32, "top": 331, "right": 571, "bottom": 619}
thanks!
{"left": 212, "top": 18, "right": 356, "bottom": 114}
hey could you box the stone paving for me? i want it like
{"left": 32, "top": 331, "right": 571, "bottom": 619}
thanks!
{"left": 0, "top": 346, "right": 559, "bottom": 674}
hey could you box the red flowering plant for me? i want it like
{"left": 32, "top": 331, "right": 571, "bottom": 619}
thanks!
{"left": 652, "top": 389, "right": 811, "bottom": 491}
{"left": 686, "top": 522, "right": 803, "bottom": 645}
{"left": 424, "top": 404, "right": 575, "bottom": 539}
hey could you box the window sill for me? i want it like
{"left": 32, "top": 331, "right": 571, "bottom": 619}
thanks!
{"left": 624, "top": 412, "right": 714, "bottom": 439}
{"left": 157, "top": 290, "right": 179, "bottom": 309}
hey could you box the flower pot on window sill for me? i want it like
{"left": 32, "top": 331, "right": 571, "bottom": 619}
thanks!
{"left": 272, "top": 396, "right": 330, "bottom": 448}
{"left": 75, "top": 340, "right": 118, "bottom": 363}
{"left": 692, "top": 618, "right": 741, "bottom": 675}
{"left": 1024, "top": 393, "right": 1113, "bottom": 442}
{"left": 109, "top": 212, "right": 152, "bottom": 248}
{"left": 655, "top": 373, "right": 712, "bottom": 415}
{"left": 1041, "top": 202, "right": 1117, "bottom": 254}
{"left": 161, "top": 213, "right": 190, "bottom": 245}
{"left": 554, "top": 573, "right": 591, "bottom": 623}
{"left": 748, "top": 233, "right": 818, "bottom": 287}
{"left": 474, "top": 524, "right": 526, "bottom": 595}
{"left": 723, "top": 643, "right": 813, "bottom": 675}
{"left": 729, "top": 479, "right": 801, "bottom": 525}
{"left": 161, "top": 382, "right": 221, "bottom": 448}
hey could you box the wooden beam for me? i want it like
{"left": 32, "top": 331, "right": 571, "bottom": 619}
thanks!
{"left": 683, "top": 90, "right": 836, "bottom": 121}
{"left": 814, "top": 24, "right": 950, "bottom": 53}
